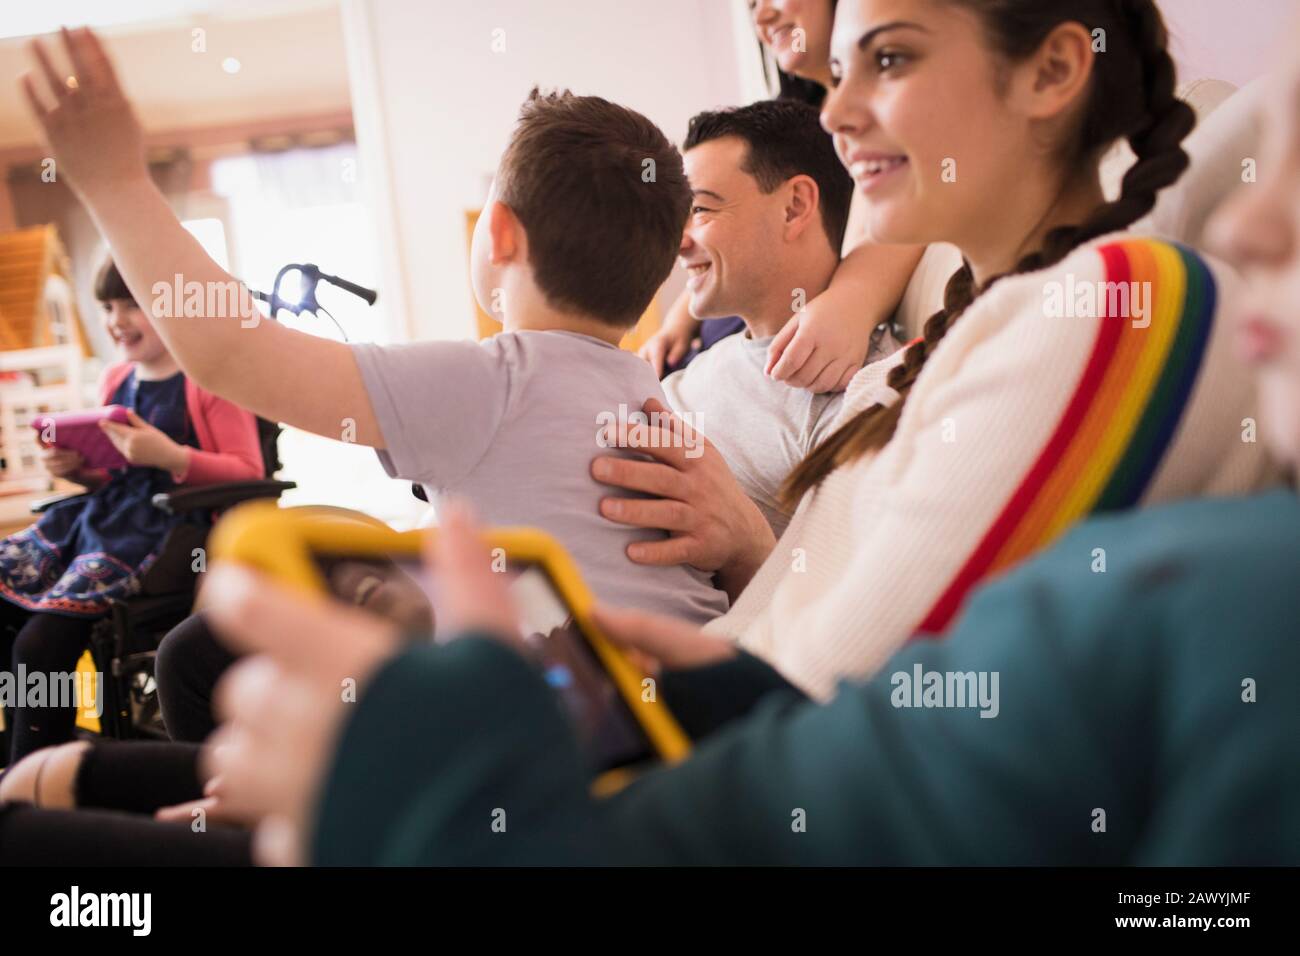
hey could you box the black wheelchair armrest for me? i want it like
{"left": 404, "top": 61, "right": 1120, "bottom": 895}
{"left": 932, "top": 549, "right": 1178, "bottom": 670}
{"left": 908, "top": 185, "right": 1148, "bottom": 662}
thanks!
{"left": 152, "top": 479, "right": 297, "bottom": 515}
{"left": 30, "top": 491, "right": 89, "bottom": 514}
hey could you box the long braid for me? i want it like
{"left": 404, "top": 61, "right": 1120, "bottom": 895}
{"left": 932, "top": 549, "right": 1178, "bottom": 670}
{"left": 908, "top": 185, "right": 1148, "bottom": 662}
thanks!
{"left": 780, "top": 0, "right": 1196, "bottom": 508}
{"left": 1099, "top": 0, "right": 1196, "bottom": 230}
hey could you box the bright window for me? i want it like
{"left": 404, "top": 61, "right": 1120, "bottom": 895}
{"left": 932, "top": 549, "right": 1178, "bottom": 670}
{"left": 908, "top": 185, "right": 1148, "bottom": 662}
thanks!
{"left": 181, "top": 217, "right": 230, "bottom": 272}
{"left": 208, "top": 144, "right": 426, "bottom": 528}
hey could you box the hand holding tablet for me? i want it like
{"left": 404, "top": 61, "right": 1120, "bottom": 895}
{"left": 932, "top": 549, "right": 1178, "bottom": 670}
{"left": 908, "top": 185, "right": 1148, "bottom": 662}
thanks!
{"left": 207, "top": 501, "right": 693, "bottom": 785}
{"left": 32, "top": 405, "right": 132, "bottom": 471}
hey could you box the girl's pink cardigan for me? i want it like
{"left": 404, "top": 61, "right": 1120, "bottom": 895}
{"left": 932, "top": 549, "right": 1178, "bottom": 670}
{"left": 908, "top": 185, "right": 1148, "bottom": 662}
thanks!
{"left": 99, "top": 362, "right": 264, "bottom": 485}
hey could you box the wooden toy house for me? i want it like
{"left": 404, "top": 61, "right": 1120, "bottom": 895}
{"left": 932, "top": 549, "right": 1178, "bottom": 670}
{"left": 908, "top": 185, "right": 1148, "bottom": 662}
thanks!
{"left": 0, "top": 225, "right": 92, "bottom": 492}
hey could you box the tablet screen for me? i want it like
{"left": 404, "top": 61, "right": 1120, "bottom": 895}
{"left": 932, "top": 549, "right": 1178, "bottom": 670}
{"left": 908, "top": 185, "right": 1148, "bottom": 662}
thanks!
{"left": 311, "top": 553, "right": 655, "bottom": 772}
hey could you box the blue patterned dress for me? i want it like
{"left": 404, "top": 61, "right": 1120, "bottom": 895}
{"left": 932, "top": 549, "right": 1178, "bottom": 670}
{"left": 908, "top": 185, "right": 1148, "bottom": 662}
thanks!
{"left": 0, "top": 370, "right": 202, "bottom": 618}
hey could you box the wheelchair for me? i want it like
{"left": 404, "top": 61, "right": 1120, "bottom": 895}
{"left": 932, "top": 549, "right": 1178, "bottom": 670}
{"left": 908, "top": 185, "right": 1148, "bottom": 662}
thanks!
{"left": 13, "top": 263, "right": 381, "bottom": 742}
{"left": 28, "top": 416, "right": 295, "bottom": 740}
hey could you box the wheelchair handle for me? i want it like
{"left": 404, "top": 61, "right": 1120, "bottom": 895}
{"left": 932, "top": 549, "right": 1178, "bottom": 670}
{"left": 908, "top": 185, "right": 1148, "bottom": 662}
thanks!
{"left": 249, "top": 263, "right": 378, "bottom": 319}
{"left": 317, "top": 268, "right": 378, "bottom": 306}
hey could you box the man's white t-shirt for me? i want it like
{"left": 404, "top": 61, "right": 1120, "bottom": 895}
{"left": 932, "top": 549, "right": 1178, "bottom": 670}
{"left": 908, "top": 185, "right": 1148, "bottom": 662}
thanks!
{"left": 662, "top": 332, "right": 846, "bottom": 538}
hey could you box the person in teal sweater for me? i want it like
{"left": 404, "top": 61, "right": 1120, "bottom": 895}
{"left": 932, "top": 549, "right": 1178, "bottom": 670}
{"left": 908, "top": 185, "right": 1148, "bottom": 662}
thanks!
{"left": 286, "top": 489, "right": 1297, "bottom": 866}
{"left": 15, "top": 479, "right": 1289, "bottom": 865}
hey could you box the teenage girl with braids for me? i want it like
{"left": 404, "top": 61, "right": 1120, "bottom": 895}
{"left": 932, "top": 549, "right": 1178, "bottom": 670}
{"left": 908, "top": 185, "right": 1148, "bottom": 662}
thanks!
{"left": 589, "top": 0, "right": 1278, "bottom": 698}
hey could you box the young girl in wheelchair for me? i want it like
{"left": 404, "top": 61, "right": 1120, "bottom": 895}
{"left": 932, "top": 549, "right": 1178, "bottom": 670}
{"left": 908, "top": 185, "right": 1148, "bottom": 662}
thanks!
{"left": 0, "top": 258, "right": 264, "bottom": 766}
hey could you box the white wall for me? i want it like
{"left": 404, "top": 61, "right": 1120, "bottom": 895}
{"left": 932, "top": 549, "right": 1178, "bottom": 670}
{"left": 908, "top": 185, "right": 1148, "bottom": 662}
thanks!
{"left": 1161, "top": 0, "right": 1294, "bottom": 89}
{"left": 345, "top": 0, "right": 1295, "bottom": 344}
{"left": 343, "top": 0, "right": 748, "bottom": 343}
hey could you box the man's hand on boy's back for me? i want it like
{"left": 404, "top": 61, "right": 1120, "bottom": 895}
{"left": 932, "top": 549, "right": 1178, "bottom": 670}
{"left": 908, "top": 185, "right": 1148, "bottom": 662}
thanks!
{"left": 591, "top": 398, "right": 776, "bottom": 601}
{"left": 20, "top": 27, "right": 148, "bottom": 200}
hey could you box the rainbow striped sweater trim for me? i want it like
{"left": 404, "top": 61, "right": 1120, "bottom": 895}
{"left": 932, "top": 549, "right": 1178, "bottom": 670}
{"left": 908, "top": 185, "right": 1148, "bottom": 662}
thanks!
{"left": 916, "top": 238, "right": 1217, "bottom": 635}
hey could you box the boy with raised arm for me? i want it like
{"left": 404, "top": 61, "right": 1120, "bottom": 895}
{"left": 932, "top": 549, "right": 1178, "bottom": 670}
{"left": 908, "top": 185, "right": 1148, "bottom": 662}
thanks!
{"left": 22, "top": 29, "right": 729, "bottom": 623}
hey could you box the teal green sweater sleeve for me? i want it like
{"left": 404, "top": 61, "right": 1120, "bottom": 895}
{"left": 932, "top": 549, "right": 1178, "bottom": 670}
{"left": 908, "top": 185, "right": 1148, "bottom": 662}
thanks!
{"left": 313, "top": 493, "right": 1300, "bottom": 865}
{"left": 311, "top": 635, "right": 604, "bottom": 866}
{"left": 310, "top": 639, "right": 799, "bottom": 864}
{"left": 602, "top": 492, "right": 1300, "bottom": 865}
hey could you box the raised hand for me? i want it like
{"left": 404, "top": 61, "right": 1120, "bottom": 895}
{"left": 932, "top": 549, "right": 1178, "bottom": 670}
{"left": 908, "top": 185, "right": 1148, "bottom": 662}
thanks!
{"left": 19, "top": 27, "right": 149, "bottom": 200}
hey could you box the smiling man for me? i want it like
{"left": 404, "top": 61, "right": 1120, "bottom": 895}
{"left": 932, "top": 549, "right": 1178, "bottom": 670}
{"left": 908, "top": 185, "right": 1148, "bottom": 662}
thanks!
{"left": 662, "top": 99, "right": 894, "bottom": 537}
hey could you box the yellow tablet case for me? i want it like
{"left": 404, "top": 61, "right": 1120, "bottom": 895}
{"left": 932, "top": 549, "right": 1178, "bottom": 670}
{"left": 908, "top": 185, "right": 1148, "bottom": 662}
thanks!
{"left": 208, "top": 502, "right": 692, "bottom": 784}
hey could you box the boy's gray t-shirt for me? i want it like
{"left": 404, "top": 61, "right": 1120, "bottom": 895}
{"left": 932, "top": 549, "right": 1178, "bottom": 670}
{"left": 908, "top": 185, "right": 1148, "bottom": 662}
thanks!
{"left": 661, "top": 332, "right": 845, "bottom": 538}
{"left": 352, "top": 330, "right": 728, "bottom": 625}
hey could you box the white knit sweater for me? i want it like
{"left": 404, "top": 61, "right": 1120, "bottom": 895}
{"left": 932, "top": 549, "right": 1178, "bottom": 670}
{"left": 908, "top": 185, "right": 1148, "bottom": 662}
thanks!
{"left": 706, "top": 233, "right": 1277, "bottom": 700}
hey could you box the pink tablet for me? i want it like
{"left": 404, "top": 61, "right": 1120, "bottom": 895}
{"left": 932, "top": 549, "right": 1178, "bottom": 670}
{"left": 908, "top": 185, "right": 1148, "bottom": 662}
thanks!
{"left": 31, "top": 405, "right": 132, "bottom": 471}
